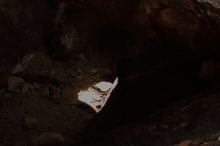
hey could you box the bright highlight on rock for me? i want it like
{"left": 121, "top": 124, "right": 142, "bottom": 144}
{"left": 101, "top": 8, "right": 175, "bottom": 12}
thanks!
{"left": 78, "top": 77, "right": 118, "bottom": 113}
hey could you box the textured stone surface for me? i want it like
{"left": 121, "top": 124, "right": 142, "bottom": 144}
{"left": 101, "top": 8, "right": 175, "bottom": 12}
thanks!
{"left": 7, "top": 76, "right": 24, "bottom": 91}
{"left": 22, "top": 117, "right": 39, "bottom": 129}
{"left": 198, "top": 0, "right": 220, "bottom": 8}
{"left": 33, "top": 132, "right": 65, "bottom": 146}
{"left": 1, "top": 0, "right": 220, "bottom": 146}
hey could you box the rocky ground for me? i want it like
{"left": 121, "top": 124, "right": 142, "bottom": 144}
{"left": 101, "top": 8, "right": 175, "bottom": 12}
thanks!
{"left": 1, "top": 51, "right": 220, "bottom": 146}
{"left": 0, "top": 51, "right": 114, "bottom": 146}
{"left": 84, "top": 86, "right": 220, "bottom": 146}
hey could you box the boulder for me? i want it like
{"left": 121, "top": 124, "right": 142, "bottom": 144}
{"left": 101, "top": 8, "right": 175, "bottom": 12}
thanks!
{"left": 22, "top": 117, "right": 39, "bottom": 129}
{"left": 7, "top": 76, "right": 24, "bottom": 91}
{"left": 33, "top": 132, "right": 65, "bottom": 146}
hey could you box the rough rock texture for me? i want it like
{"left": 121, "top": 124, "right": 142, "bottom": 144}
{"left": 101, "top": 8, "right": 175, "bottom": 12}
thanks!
{"left": 22, "top": 117, "right": 39, "bottom": 129}
{"left": 77, "top": 86, "right": 220, "bottom": 146}
{"left": 7, "top": 76, "right": 24, "bottom": 91}
{"left": 0, "top": 0, "right": 60, "bottom": 83}
{"left": 198, "top": 0, "right": 220, "bottom": 8}
{"left": 32, "top": 132, "right": 65, "bottom": 146}
{"left": 0, "top": 0, "right": 220, "bottom": 73}
{"left": 1, "top": 0, "right": 220, "bottom": 146}
{"left": 0, "top": 0, "right": 218, "bottom": 62}
{"left": 0, "top": 51, "right": 112, "bottom": 145}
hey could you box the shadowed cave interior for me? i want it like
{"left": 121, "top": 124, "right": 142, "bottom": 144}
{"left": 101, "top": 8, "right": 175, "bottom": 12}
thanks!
{"left": 1, "top": 0, "right": 220, "bottom": 146}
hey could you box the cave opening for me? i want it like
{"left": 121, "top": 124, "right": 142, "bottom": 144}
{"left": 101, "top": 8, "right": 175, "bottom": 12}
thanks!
{"left": 1, "top": 0, "right": 220, "bottom": 146}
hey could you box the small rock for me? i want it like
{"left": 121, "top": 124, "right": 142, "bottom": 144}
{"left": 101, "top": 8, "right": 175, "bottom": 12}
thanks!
{"left": 33, "top": 132, "right": 65, "bottom": 146}
{"left": 100, "top": 68, "right": 112, "bottom": 76}
{"left": 49, "top": 86, "right": 62, "bottom": 101}
{"left": 22, "top": 53, "right": 35, "bottom": 65}
{"left": 10, "top": 53, "right": 35, "bottom": 75}
{"left": 77, "top": 53, "right": 86, "bottom": 61}
{"left": 192, "top": 139, "right": 203, "bottom": 145}
{"left": 76, "top": 69, "right": 84, "bottom": 78}
{"left": 174, "top": 140, "right": 192, "bottom": 146}
{"left": 61, "top": 27, "right": 79, "bottom": 52}
{"left": 21, "top": 83, "right": 34, "bottom": 94}
{"left": 179, "top": 122, "right": 188, "bottom": 128}
{"left": 7, "top": 76, "right": 24, "bottom": 91}
{"left": 217, "top": 135, "right": 220, "bottom": 141}
{"left": 33, "top": 82, "right": 41, "bottom": 90}
{"left": 40, "top": 88, "right": 50, "bottom": 97}
{"left": 5, "top": 93, "right": 12, "bottom": 98}
{"left": 89, "top": 69, "right": 98, "bottom": 74}
{"left": 22, "top": 117, "right": 39, "bottom": 129}
{"left": 11, "top": 63, "right": 24, "bottom": 74}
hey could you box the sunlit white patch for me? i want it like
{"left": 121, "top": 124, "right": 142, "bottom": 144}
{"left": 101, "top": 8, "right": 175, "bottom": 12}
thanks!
{"left": 78, "top": 77, "right": 118, "bottom": 113}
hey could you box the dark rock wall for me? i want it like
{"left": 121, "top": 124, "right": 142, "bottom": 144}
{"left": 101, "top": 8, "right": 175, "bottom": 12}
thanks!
{"left": 0, "top": 0, "right": 58, "bottom": 66}
{"left": 1, "top": 0, "right": 220, "bottom": 86}
{"left": 0, "top": 0, "right": 220, "bottom": 62}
